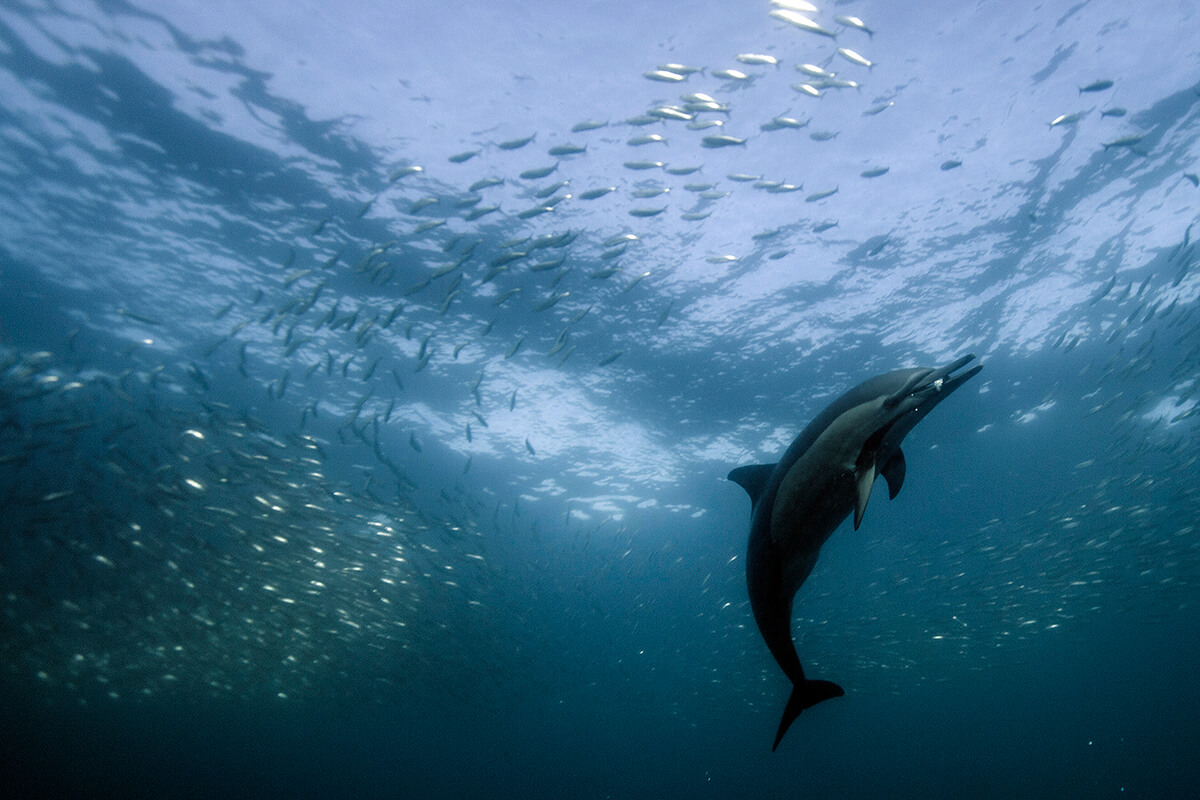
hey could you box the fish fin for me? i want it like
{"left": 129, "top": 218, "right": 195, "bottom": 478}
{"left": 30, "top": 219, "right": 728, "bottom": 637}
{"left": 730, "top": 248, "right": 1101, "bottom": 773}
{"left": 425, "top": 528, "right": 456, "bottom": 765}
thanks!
{"left": 853, "top": 462, "right": 876, "bottom": 530}
{"left": 728, "top": 464, "right": 776, "bottom": 506}
{"left": 880, "top": 448, "right": 906, "bottom": 500}
{"left": 772, "top": 679, "right": 845, "bottom": 752}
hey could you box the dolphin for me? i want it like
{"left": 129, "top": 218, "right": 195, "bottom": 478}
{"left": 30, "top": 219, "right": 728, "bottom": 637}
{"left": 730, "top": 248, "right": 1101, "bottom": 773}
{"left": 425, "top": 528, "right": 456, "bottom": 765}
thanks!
{"left": 728, "top": 354, "right": 982, "bottom": 751}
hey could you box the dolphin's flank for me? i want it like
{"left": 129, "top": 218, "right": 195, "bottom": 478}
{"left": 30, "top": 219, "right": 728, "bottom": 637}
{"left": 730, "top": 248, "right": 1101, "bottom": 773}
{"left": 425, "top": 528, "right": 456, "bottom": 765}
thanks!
{"left": 729, "top": 354, "right": 982, "bottom": 751}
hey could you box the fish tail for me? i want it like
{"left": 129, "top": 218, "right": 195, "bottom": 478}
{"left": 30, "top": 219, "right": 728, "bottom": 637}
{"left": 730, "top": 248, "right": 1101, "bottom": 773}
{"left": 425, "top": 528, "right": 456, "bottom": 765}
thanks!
{"left": 772, "top": 679, "right": 844, "bottom": 751}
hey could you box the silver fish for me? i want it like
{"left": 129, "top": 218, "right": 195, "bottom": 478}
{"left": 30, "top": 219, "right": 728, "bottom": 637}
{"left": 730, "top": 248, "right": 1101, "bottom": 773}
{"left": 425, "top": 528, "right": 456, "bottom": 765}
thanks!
{"left": 769, "top": 9, "right": 836, "bottom": 37}
{"left": 701, "top": 134, "right": 746, "bottom": 148}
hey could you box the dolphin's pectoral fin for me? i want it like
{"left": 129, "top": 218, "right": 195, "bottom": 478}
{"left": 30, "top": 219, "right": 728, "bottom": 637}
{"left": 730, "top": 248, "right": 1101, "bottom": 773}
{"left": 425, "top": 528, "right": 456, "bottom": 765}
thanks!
{"left": 853, "top": 460, "right": 876, "bottom": 530}
{"left": 772, "top": 679, "right": 845, "bottom": 751}
{"left": 880, "top": 448, "right": 906, "bottom": 499}
{"left": 728, "top": 463, "right": 777, "bottom": 506}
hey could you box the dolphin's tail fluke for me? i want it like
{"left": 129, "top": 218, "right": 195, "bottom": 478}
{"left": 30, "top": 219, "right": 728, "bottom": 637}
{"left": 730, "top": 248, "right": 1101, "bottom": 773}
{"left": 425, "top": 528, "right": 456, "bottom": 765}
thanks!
{"left": 772, "top": 679, "right": 844, "bottom": 751}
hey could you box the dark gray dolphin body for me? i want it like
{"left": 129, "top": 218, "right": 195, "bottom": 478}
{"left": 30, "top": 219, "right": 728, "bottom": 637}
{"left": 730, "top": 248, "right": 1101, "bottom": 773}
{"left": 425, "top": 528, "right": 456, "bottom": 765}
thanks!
{"left": 729, "top": 354, "right": 982, "bottom": 751}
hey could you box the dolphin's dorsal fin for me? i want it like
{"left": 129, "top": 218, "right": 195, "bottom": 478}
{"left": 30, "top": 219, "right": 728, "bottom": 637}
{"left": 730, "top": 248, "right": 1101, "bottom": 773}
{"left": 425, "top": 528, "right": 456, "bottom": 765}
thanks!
{"left": 728, "top": 464, "right": 776, "bottom": 506}
{"left": 880, "top": 448, "right": 906, "bottom": 499}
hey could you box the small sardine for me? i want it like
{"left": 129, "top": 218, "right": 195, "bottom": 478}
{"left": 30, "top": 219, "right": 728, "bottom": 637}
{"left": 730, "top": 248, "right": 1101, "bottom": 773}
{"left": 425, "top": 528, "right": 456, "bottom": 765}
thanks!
{"left": 498, "top": 134, "right": 536, "bottom": 150}
{"left": 389, "top": 165, "right": 423, "bottom": 181}
{"left": 736, "top": 53, "right": 779, "bottom": 66}
{"left": 645, "top": 69, "right": 686, "bottom": 82}
{"left": 520, "top": 164, "right": 558, "bottom": 180}
{"left": 648, "top": 106, "right": 693, "bottom": 121}
{"left": 1048, "top": 111, "right": 1086, "bottom": 128}
{"left": 795, "top": 63, "right": 835, "bottom": 78}
{"left": 628, "top": 134, "right": 667, "bottom": 146}
{"left": 834, "top": 14, "right": 874, "bottom": 36}
{"left": 701, "top": 134, "right": 746, "bottom": 148}
{"left": 533, "top": 292, "right": 569, "bottom": 312}
{"left": 805, "top": 187, "right": 838, "bottom": 202}
{"left": 836, "top": 48, "right": 873, "bottom": 68}
{"left": 769, "top": 9, "right": 836, "bottom": 37}
{"left": 1102, "top": 134, "right": 1144, "bottom": 149}
{"left": 659, "top": 63, "right": 703, "bottom": 75}
{"left": 771, "top": 0, "right": 818, "bottom": 11}
{"left": 469, "top": 177, "right": 504, "bottom": 192}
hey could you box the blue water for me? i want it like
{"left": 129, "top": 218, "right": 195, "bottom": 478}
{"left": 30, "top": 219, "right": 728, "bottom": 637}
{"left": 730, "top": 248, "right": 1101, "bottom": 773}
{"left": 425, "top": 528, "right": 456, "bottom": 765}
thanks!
{"left": 1, "top": 1, "right": 1199, "bottom": 797}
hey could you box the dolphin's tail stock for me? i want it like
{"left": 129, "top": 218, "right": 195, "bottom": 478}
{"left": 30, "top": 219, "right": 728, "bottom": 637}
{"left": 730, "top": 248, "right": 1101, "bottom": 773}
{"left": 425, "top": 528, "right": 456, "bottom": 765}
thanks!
{"left": 772, "top": 679, "right": 844, "bottom": 751}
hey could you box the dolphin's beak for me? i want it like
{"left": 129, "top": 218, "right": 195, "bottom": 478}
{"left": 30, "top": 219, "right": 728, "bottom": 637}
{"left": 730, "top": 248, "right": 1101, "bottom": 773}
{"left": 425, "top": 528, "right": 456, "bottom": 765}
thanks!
{"left": 926, "top": 352, "right": 984, "bottom": 398}
{"left": 886, "top": 353, "right": 981, "bottom": 408}
{"left": 926, "top": 353, "right": 983, "bottom": 399}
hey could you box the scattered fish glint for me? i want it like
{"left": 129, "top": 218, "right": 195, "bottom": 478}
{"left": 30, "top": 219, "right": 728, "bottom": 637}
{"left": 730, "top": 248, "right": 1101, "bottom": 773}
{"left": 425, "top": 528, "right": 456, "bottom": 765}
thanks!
{"left": 0, "top": 0, "right": 1198, "bottom": 795}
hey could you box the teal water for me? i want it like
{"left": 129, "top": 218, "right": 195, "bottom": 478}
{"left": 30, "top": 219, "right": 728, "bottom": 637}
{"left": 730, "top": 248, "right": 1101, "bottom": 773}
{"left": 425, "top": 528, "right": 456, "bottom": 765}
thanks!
{"left": 1, "top": 1, "right": 1198, "bottom": 797}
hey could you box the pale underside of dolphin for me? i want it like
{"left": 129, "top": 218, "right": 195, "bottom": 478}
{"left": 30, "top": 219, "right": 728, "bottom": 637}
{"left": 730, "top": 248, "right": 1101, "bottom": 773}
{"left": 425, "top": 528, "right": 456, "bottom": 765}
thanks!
{"left": 729, "top": 354, "right": 982, "bottom": 751}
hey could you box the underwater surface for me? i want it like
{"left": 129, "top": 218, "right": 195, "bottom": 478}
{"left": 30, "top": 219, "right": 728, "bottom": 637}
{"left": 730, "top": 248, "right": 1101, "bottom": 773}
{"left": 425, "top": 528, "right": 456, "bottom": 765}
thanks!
{"left": 1, "top": 0, "right": 1198, "bottom": 797}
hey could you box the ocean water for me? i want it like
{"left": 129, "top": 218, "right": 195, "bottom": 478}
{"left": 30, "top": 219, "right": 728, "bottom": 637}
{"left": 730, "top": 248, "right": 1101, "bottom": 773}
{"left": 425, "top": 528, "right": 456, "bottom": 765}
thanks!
{"left": 1, "top": 1, "right": 1198, "bottom": 797}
